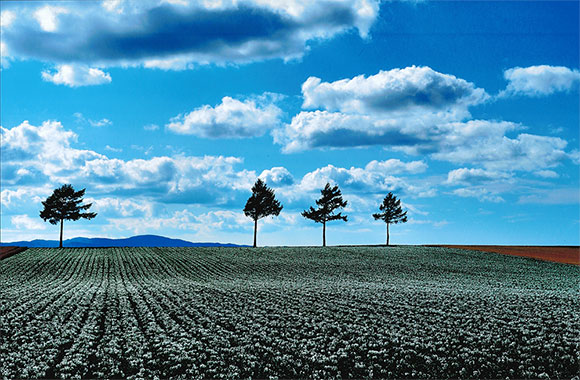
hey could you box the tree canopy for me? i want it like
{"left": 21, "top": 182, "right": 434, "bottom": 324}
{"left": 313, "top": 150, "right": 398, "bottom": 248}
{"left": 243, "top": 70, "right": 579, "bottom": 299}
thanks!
{"left": 373, "top": 192, "right": 407, "bottom": 246}
{"left": 243, "top": 179, "right": 283, "bottom": 247}
{"left": 302, "top": 183, "right": 348, "bottom": 246}
{"left": 40, "top": 184, "right": 97, "bottom": 248}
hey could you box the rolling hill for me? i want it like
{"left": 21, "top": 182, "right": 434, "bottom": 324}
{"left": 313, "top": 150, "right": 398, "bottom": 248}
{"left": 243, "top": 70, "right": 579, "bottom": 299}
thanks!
{"left": 0, "top": 234, "right": 246, "bottom": 248}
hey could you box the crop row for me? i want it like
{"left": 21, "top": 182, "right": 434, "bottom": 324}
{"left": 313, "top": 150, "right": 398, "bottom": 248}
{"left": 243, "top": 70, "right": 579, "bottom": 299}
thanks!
{"left": 0, "top": 246, "right": 578, "bottom": 379}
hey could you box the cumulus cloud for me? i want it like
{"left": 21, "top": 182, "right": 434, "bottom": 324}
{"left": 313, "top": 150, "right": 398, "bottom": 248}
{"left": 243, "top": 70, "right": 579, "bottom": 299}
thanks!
{"left": 0, "top": 120, "right": 269, "bottom": 205}
{"left": 11, "top": 215, "right": 47, "bottom": 230}
{"left": 258, "top": 167, "right": 294, "bottom": 186}
{"left": 108, "top": 209, "right": 251, "bottom": 236}
{"left": 365, "top": 159, "right": 427, "bottom": 175}
{"left": 33, "top": 5, "right": 69, "bottom": 32}
{"left": 500, "top": 65, "right": 580, "bottom": 97}
{"left": 275, "top": 66, "right": 578, "bottom": 176}
{"left": 1, "top": 120, "right": 104, "bottom": 182}
{"left": 429, "top": 124, "right": 571, "bottom": 172}
{"left": 302, "top": 66, "right": 489, "bottom": 114}
{"left": 1, "top": 10, "right": 15, "bottom": 28}
{"left": 192, "top": 210, "right": 250, "bottom": 233}
{"left": 287, "top": 159, "right": 434, "bottom": 201}
{"left": 167, "top": 95, "right": 282, "bottom": 138}
{"left": 275, "top": 66, "right": 490, "bottom": 152}
{"left": 277, "top": 112, "right": 575, "bottom": 172}
{"left": 3, "top": 0, "right": 379, "bottom": 76}
{"left": 42, "top": 64, "right": 112, "bottom": 87}
{"left": 273, "top": 110, "right": 442, "bottom": 152}
{"left": 87, "top": 197, "right": 154, "bottom": 217}
{"left": 446, "top": 168, "right": 511, "bottom": 185}
{"left": 1, "top": 186, "right": 52, "bottom": 208}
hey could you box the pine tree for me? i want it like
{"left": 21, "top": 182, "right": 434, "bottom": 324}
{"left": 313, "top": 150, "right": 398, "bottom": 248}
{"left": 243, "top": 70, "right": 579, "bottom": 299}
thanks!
{"left": 373, "top": 192, "right": 407, "bottom": 246}
{"left": 243, "top": 179, "right": 283, "bottom": 247}
{"left": 302, "top": 183, "right": 348, "bottom": 247}
{"left": 39, "top": 184, "right": 97, "bottom": 248}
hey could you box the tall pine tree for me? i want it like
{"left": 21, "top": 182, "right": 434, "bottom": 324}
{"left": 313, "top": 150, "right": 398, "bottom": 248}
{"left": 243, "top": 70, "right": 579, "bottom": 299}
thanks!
{"left": 302, "top": 183, "right": 347, "bottom": 247}
{"left": 39, "top": 184, "right": 97, "bottom": 248}
{"left": 243, "top": 179, "right": 283, "bottom": 247}
{"left": 373, "top": 192, "right": 407, "bottom": 246}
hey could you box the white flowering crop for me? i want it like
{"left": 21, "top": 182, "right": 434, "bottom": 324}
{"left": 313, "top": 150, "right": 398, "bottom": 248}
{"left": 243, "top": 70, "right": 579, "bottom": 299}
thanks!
{"left": 0, "top": 246, "right": 578, "bottom": 378}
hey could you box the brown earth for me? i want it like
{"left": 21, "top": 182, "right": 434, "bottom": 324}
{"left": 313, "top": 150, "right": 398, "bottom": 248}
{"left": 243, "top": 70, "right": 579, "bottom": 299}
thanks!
{"left": 0, "top": 246, "right": 27, "bottom": 260}
{"left": 431, "top": 245, "right": 579, "bottom": 265}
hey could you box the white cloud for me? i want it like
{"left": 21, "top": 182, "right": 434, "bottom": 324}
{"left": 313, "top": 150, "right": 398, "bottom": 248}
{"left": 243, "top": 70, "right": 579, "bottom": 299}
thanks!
{"left": 102, "top": 0, "right": 124, "bottom": 14}
{"left": 42, "top": 65, "right": 112, "bottom": 87}
{"left": 302, "top": 66, "right": 489, "bottom": 114}
{"left": 108, "top": 209, "right": 251, "bottom": 236}
{"left": 1, "top": 187, "right": 52, "bottom": 208}
{"left": 167, "top": 96, "right": 282, "bottom": 138}
{"left": 430, "top": 126, "right": 570, "bottom": 172}
{"left": 89, "top": 118, "right": 112, "bottom": 127}
{"left": 1, "top": 120, "right": 259, "bottom": 204}
{"left": 11, "top": 215, "right": 46, "bottom": 230}
{"left": 73, "top": 113, "right": 112, "bottom": 127}
{"left": 1, "top": 120, "right": 104, "bottom": 182}
{"left": 275, "top": 66, "right": 577, "bottom": 177}
{"left": 34, "top": 5, "right": 69, "bottom": 32}
{"left": 365, "top": 159, "right": 427, "bottom": 175}
{"left": 1, "top": 10, "right": 15, "bottom": 28}
{"left": 105, "top": 145, "right": 122, "bottom": 153}
{"left": 258, "top": 167, "right": 294, "bottom": 186}
{"left": 193, "top": 210, "right": 250, "bottom": 233}
{"left": 87, "top": 197, "right": 154, "bottom": 217}
{"left": 288, "top": 159, "right": 434, "bottom": 199}
{"left": 407, "top": 218, "right": 449, "bottom": 228}
{"left": 0, "top": 41, "right": 10, "bottom": 68}
{"left": 275, "top": 67, "right": 492, "bottom": 153}
{"left": 453, "top": 188, "right": 505, "bottom": 203}
{"left": 446, "top": 168, "right": 512, "bottom": 185}
{"left": 501, "top": 65, "right": 580, "bottom": 97}
{"left": 4, "top": 1, "right": 380, "bottom": 74}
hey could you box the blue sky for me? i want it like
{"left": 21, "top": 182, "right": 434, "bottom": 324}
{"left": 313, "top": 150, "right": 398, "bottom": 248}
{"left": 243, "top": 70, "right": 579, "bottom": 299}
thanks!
{"left": 1, "top": 0, "right": 579, "bottom": 246}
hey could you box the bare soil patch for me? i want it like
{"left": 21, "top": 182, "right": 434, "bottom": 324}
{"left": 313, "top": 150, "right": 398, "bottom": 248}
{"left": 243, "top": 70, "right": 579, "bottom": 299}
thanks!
{"left": 0, "top": 246, "right": 28, "bottom": 260}
{"left": 432, "top": 245, "right": 579, "bottom": 265}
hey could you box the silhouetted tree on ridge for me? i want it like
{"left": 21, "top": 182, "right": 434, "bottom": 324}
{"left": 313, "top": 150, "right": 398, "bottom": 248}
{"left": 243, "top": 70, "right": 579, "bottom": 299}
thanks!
{"left": 373, "top": 192, "right": 407, "bottom": 246}
{"left": 40, "top": 184, "right": 97, "bottom": 248}
{"left": 243, "top": 179, "right": 283, "bottom": 248}
{"left": 302, "top": 182, "right": 347, "bottom": 247}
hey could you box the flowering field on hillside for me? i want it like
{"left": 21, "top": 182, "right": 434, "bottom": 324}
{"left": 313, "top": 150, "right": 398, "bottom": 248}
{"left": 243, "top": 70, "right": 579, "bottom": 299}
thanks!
{"left": 0, "top": 246, "right": 578, "bottom": 379}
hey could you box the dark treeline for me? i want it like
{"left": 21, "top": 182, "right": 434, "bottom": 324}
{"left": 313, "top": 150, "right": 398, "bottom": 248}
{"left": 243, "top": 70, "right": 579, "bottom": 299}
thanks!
{"left": 40, "top": 181, "right": 408, "bottom": 248}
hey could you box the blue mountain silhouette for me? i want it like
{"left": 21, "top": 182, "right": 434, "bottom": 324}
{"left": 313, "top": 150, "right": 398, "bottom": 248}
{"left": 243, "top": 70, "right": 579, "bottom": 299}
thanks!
{"left": 0, "top": 234, "right": 247, "bottom": 248}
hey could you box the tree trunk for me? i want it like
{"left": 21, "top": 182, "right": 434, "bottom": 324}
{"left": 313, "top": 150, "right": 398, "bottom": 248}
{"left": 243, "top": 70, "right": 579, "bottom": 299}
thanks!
{"left": 323, "top": 220, "right": 326, "bottom": 247}
{"left": 253, "top": 218, "right": 258, "bottom": 248}
{"left": 59, "top": 219, "right": 64, "bottom": 248}
{"left": 386, "top": 223, "right": 390, "bottom": 246}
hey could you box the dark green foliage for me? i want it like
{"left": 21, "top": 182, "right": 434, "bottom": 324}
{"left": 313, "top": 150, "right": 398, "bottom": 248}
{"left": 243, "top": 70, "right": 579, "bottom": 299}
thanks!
{"left": 373, "top": 192, "right": 407, "bottom": 245}
{"left": 302, "top": 183, "right": 348, "bottom": 246}
{"left": 39, "top": 184, "right": 97, "bottom": 248}
{"left": 243, "top": 179, "right": 283, "bottom": 247}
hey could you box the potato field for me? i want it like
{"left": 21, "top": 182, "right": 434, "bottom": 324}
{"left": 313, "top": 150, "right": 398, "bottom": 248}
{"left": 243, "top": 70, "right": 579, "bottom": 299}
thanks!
{"left": 0, "top": 246, "right": 578, "bottom": 379}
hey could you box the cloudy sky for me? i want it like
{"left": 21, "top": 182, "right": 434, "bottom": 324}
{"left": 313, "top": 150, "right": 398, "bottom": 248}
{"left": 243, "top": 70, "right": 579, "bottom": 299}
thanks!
{"left": 1, "top": 0, "right": 579, "bottom": 245}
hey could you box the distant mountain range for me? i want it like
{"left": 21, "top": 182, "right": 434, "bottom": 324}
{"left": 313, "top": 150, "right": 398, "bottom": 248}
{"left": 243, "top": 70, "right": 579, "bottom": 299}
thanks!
{"left": 0, "top": 234, "right": 247, "bottom": 248}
